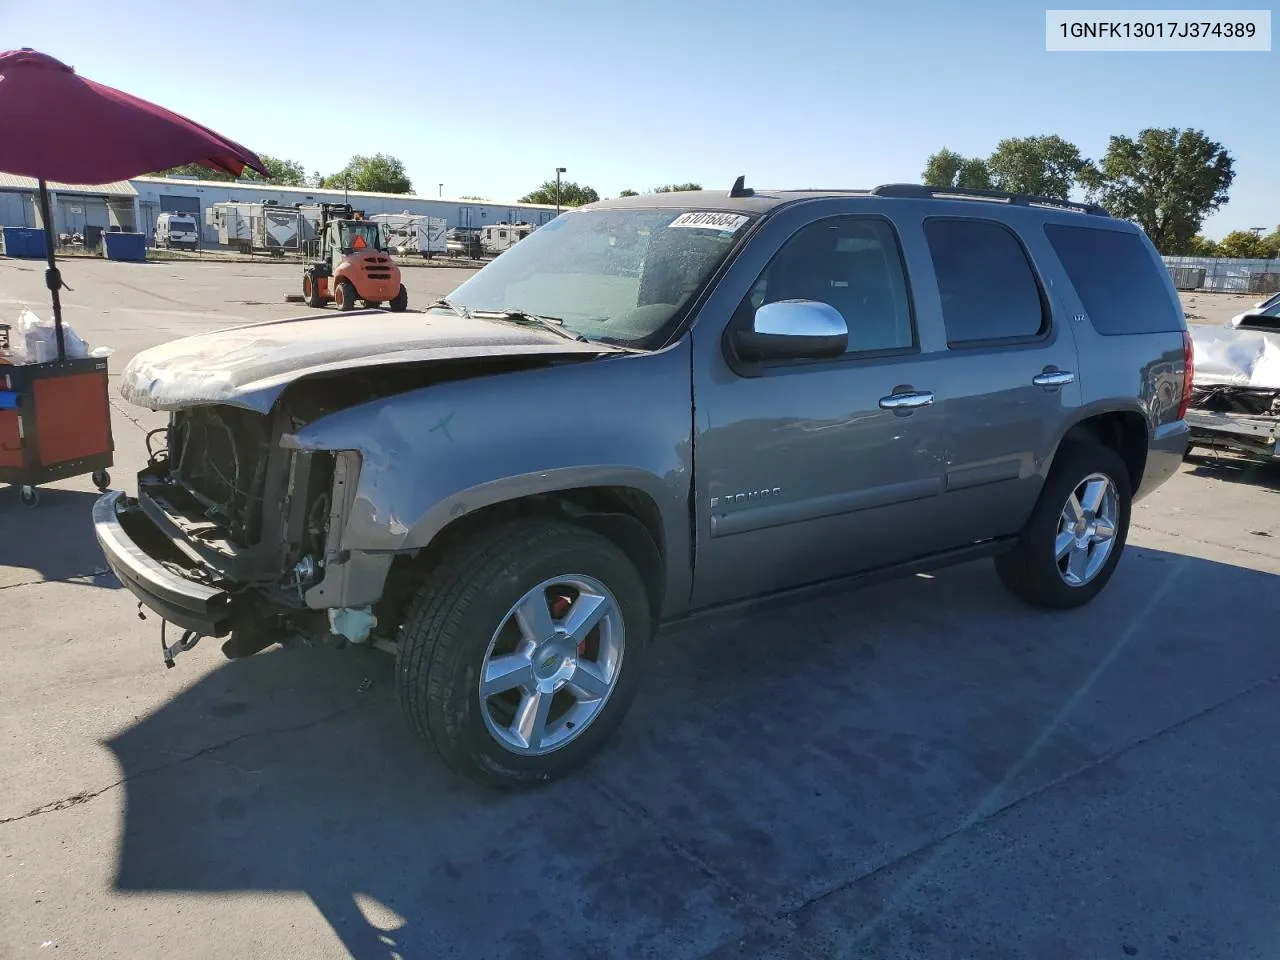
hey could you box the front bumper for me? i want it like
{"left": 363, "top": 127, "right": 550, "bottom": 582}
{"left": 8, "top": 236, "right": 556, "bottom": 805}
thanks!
{"left": 93, "top": 490, "right": 234, "bottom": 637}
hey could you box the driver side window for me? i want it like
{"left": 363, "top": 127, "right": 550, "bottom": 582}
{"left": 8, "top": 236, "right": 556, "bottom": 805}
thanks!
{"left": 742, "top": 217, "right": 916, "bottom": 355}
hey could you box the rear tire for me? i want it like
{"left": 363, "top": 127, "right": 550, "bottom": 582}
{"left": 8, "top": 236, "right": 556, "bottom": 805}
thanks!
{"left": 995, "top": 440, "right": 1132, "bottom": 609}
{"left": 396, "top": 519, "right": 651, "bottom": 789}
{"left": 335, "top": 279, "right": 357, "bottom": 312}
{"left": 389, "top": 285, "right": 409, "bottom": 313}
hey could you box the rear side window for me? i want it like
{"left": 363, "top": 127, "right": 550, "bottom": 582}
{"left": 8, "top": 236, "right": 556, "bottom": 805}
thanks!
{"left": 924, "top": 219, "right": 1046, "bottom": 345}
{"left": 1044, "top": 224, "right": 1182, "bottom": 335}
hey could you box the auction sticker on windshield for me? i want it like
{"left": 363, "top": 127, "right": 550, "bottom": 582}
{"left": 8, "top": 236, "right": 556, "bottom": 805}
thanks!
{"left": 669, "top": 212, "right": 750, "bottom": 232}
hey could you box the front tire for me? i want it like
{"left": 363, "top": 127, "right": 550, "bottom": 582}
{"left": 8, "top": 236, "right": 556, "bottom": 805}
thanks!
{"left": 995, "top": 440, "right": 1132, "bottom": 609}
{"left": 303, "top": 272, "right": 325, "bottom": 308}
{"left": 388, "top": 284, "right": 408, "bottom": 312}
{"left": 335, "top": 278, "right": 357, "bottom": 312}
{"left": 396, "top": 519, "right": 651, "bottom": 788}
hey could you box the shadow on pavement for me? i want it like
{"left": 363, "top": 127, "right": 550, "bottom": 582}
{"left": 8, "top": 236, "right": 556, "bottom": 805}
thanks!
{"left": 107, "top": 545, "right": 1280, "bottom": 959}
{"left": 0, "top": 485, "right": 118, "bottom": 589}
{"left": 1186, "top": 452, "right": 1280, "bottom": 492}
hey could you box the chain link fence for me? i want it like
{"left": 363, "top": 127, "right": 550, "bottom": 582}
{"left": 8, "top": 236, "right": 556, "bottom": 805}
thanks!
{"left": 1164, "top": 256, "right": 1280, "bottom": 295}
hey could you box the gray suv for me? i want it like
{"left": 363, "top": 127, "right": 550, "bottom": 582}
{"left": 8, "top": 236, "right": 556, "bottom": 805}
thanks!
{"left": 94, "top": 179, "right": 1192, "bottom": 787}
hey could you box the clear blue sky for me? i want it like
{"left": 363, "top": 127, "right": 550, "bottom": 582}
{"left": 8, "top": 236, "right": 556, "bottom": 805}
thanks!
{"left": 5, "top": 0, "right": 1274, "bottom": 237}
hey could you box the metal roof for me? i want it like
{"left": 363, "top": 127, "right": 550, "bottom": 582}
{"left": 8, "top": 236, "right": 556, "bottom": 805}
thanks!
{"left": 131, "top": 176, "right": 560, "bottom": 211}
{"left": 0, "top": 173, "right": 137, "bottom": 197}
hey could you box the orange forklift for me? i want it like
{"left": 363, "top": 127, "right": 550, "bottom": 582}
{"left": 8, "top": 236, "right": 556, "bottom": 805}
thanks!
{"left": 301, "top": 203, "right": 408, "bottom": 311}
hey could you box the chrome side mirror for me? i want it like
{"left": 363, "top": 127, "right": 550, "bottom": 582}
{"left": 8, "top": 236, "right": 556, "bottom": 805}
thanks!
{"left": 733, "top": 300, "right": 849, "bottom": 362}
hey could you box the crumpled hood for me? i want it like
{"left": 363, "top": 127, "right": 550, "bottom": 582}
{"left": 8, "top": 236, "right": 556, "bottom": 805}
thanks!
{"left": 1191, "top": 322, "right": 1280, "bottom": 390}
{"left": 119, "top": 309, "right": 620, "bottom": 414}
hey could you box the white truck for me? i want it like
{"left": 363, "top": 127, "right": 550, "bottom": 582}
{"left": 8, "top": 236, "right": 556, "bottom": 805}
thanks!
{"left": 480, "top": 221, "right": 535, "bottom": 256}
{"left": 154, "top": 212, "right": 200, "bottom": 250}
{"left": 205, "top": 202, "right": 313, "bottom": 256}
{"left": 371, "top": 213, "right": 448, "bottom": 258}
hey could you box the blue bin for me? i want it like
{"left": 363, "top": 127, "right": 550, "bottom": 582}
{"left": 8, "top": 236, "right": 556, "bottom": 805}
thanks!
{"left": 2, "top": 226, "right": 48, "bottom": 259}
{"left": 0, "top": 391, "right": 17, "bottom": 410}
{"left": 103, "top": 231, "right": 146, "bottom": 262}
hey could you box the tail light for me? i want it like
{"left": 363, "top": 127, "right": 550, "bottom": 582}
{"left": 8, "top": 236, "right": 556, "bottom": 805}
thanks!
{"left": 1177, "top": 330, "right": 1194, "bottom": 420}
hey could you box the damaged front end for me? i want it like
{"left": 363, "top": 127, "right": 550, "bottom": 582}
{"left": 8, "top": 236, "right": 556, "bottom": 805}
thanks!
{"left": 93, "top": 308, "right": 627, "bottom": 665}
{"left": 94, "top": 396, "right": 388, "bottom": 664}
{"left": 1186, "top": 322, "right": 1280, "bottom": 461}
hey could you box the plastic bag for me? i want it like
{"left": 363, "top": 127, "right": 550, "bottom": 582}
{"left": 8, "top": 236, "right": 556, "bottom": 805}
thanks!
{"left": 10, "top": 306, "right": 90, "bottom": 364}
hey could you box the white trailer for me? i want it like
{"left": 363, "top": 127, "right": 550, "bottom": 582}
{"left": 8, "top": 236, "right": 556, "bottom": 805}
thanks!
{"left": 206, "top": 202, "right": 313, "bottom": 255}
{"left": 372, "top": 213, "right": 448, "bottom": 258}
{"left": 480, "top": 221, "right": 535, "bottom": 256}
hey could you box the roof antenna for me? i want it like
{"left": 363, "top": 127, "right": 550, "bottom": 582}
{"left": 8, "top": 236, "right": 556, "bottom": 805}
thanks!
{"left": 728, "top": 175, "right": 753, "bottom": 198}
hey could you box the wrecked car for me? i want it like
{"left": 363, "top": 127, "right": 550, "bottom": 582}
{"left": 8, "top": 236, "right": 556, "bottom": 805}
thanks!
{"left": 95, "top": 181, "right": 1190, "bottom": 787}
{"left": 1187, "top": 302, "right": 1280, "bottom": 461}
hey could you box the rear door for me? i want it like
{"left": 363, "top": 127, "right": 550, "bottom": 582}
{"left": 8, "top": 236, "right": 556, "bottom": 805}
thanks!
{"left": 908, "top": 213, "right": 1083, "bottom": 546}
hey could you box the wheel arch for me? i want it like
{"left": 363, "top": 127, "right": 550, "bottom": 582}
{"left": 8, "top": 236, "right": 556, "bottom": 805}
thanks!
{"left": 1049, "top": 406, "right": 1149, "bottom": 493}
{"left": 380, "top": 483, "right": 671, "bottom": 632}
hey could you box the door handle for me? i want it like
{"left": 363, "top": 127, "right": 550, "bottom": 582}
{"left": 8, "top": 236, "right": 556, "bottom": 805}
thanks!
{"left": 1032, "top": 371, "right": 1076, "bottom": 387}
{"left": 878, "top": 391, "right": 935, "bottom": 410}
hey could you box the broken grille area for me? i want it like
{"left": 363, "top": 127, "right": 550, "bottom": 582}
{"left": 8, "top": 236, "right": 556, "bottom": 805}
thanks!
{"left": 167, "top": 405, "right": 273, "bottom": 544}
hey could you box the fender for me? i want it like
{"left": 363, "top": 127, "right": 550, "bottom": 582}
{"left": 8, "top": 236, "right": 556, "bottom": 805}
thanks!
{"left": 286, "top": 338, "right": 696, "bottom": 608}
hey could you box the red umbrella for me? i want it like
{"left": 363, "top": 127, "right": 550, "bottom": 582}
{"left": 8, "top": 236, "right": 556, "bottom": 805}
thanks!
{"left": 0, "top": 48, "right": 269, "bottom": 358}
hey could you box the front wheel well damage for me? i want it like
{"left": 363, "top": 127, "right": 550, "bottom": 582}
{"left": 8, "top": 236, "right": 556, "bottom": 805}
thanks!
{"left": 1059, "top": 412, "right": 1148, "bottom": 492}
{"left": 375, "top": 486, "right": 667, "bottom": 638}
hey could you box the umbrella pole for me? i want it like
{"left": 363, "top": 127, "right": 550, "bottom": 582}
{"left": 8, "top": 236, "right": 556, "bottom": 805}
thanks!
{"left": 36, "top": 179, "right": 67, "bottom": 362}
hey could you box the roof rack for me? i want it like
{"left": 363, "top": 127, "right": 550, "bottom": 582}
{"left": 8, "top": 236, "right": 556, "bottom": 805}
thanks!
{"left": 869, "top": 183, "right": 1110, "bottom": 218}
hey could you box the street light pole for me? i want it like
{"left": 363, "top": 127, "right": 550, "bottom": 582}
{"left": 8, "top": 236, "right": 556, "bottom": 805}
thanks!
{"left": 439, "top": 183, "right": 443, "bottom": 198}
{"left": 555, "top": 167, "right": 567, "bottom": 215}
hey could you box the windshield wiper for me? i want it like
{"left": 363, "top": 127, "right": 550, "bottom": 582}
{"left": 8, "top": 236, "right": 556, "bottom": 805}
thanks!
{"left": 426, "top": 297, "right": 470, "bottom": 318}
{"left": 470, "top": 309, "right": 590, "bottom": 342}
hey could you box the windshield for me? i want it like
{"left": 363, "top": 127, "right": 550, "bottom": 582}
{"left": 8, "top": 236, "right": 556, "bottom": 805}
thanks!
{"left": 340, "top": 222, "right": 383, "bottom": 252}
{"left": 444, "top": 207, "right": 755, "bottom": 346}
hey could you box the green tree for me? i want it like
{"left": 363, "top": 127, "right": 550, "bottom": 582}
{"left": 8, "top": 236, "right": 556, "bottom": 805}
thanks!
{"left": 1078, "top": 128, "right": 1235, "bottom": 254}
{"left": 1181, "top": 235, "right": 1221, "bottom": 257}
{"left": 986, "top": 135, "right": 1085, "bottom": 199}
{"left": 519, "top": 180, "right": 600, "bottom": 207}
{"left": 653, "top": 182, "right": 702, "bottom": 192}
{"left": 458, "top": 195, "right": 488, "bottom": 201}
{"left": 1263, "top": 226, "right": 1280, "bottom": 257}
{"left": 922, "top": 148, "right": 991, "bottom": 190}
{"left": 156, "top": 162, "right": 234, "bottom": 182}
{"left": 320, "top": 154, "right": 413, "bottom": 194}
{"left": 156, "top": 154, "right": 308, "bottom": 185}
{"left": 241, "top": 155, "right": 308, "bottom": 186}
{"left": 618, "top": 189, "right": 639, "bottom": 197}
{"left": 1217, "top": 230, "right": 1279, "bottom": 260}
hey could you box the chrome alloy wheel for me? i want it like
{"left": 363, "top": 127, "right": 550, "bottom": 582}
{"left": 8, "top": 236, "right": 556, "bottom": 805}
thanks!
{"left": 478, "top": 575, "right": 625, "bottom": 755}
{"left": 1055, "top": 472, "right": 1119, "bottom": 587}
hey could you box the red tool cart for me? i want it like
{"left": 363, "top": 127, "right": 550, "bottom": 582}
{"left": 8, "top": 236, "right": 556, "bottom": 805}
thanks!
{"left": 0, "top": 354, "right": 113, "bottom": 508}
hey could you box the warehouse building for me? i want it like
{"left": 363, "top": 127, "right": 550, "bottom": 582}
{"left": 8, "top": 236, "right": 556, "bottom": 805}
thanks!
{"left": 0, "top": 174, "right": 139, "bottom": 238}
{"left": 131, "top": 177, "right": 561, "bottom": 246}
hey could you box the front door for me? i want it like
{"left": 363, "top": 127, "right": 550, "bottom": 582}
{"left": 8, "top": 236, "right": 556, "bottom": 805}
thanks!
{"left": 690, "top": 206, "right": 952, "bottom": 608}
